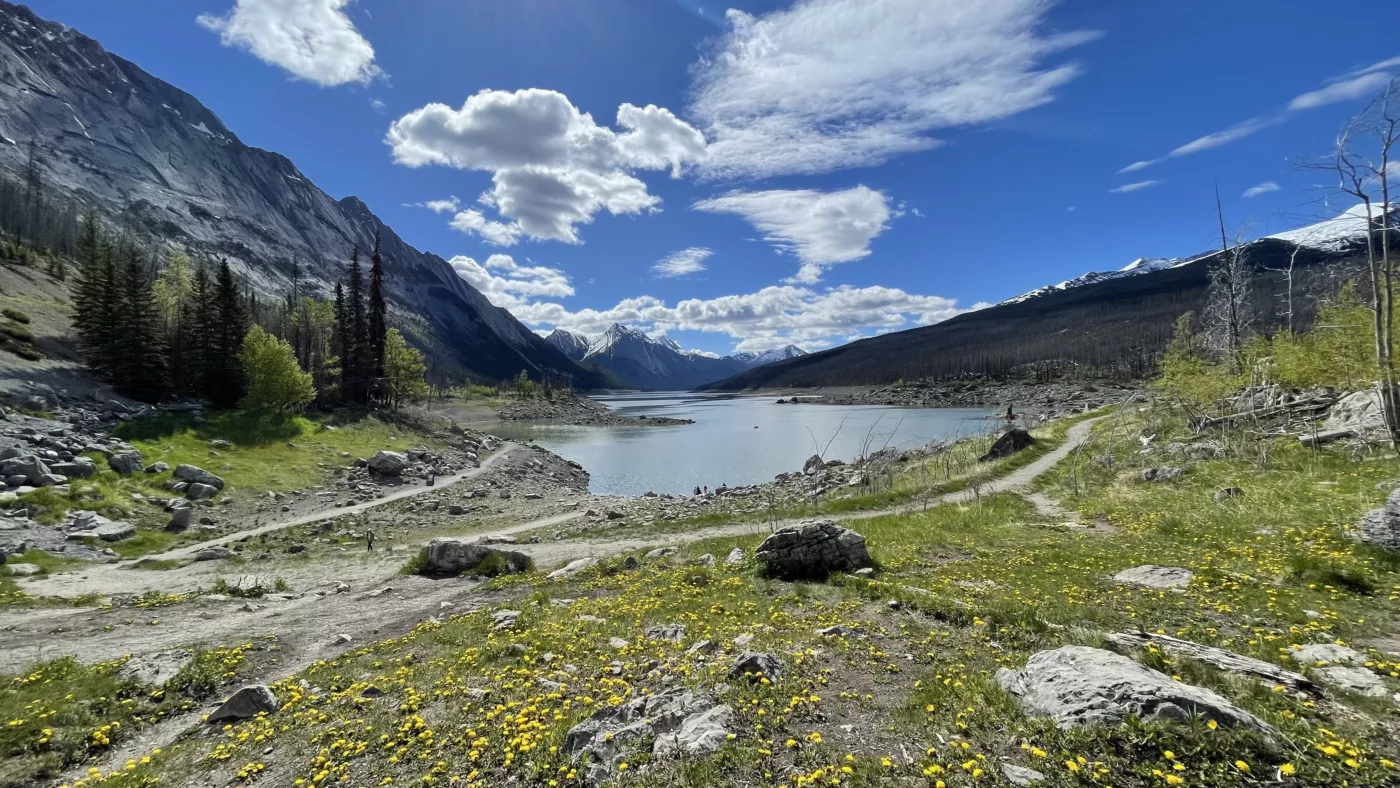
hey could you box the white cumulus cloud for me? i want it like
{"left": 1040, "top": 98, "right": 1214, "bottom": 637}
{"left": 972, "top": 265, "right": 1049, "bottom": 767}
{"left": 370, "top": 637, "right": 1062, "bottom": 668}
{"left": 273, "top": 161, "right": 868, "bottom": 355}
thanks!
{"left": 505, "top": 284, "right": 966, "bottom": 352}
{"left": 693, "top": 187, "right": 894, "bottom": 283}
{"left": 652, "top": 247, "right": 713, "bottom": 278}
{"left": 688, "top": 0, "right": 1098, "bottom": 179}
{"left": 448, "top": 254, "right": 573, "bottom": 310}
{"left": 197, "top": 0, "right": 382, "bottom": 87}
{"left": 1242, "top": 181, "right": 1280, "bottom": 198}
{"left": 386, "top": 89, "right": 707, "bottom": 245}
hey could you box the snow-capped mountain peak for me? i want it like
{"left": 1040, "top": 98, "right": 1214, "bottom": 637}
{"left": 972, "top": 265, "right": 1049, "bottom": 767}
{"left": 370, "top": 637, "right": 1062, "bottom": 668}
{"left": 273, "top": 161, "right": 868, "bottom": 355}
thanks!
{"left": 998, "top": 257, "right": 1189, "bottom": 306}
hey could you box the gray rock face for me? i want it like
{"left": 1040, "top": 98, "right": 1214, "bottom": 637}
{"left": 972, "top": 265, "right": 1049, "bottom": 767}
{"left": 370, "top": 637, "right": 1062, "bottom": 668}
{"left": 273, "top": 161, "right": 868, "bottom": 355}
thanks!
{"left": 755, "top": 520, "right": 873, "bottom": 579}
{"left": 167, "top": 505, "right": 192, "bottom": 532}
{"left": 174, "top": 464, "right": 224, "bottom": 489}
{"left": 367, "top": 451, "right": 409, "bottom": 475}
{"left": 1113, "top": 565, "right": 1193, "bottom": 590}
{"left": 119, "top": 650, "right": 191, "bottom": 688}
{"left": 186, "top": 483, "right": 219, "bottom": 500}
{"left": 0, "top": 453, "right": 50, "bottom": 485}
{"left": 66, "top": 510, "right": 135, "bottom": 542}
{"left": 195, "top": 547, "right": 235, "bottom": 561}
{"left": 1141, "top": 467, "right": 1186, "bottom": 483}
{"left": 1313, "top": 666, "right": 1388, "bottom": 697}
{"left": 417, "top": 538, "right": 532, "bottom": 577}
{"left": 1000, "top": 763, "right": 1047, "bottom": 786}
{"left": 646, "top": 624, "right": 687, "bottom": 644}
{"left": 0, "top": 1, "right": 606, "bottom": 387}
{"left": 995, "top": 646, "right": 1273, "bottom": 733}
{"left": 108, "top": 451, "right": 143, "bottom": 475}
{"left": 5, "top": 562, "right": 40, "bottom": 576}
{"left": 207, "top": 685, "right": 278, "bottom": 723}
{"left": 725, "top": 547, "right": 746, "bottom": 565}
{"left": 652, "top": 704, "right": 734, "bottom": 758}
{"left": 1355, "top": 487, "right": 1400, "bottom": 550}
{"left": 50, "top": 458, "right": 95, "bottom": 479}
{"left": 145, "top": 461, "right": 170, "bottom": 474}
{"left": 564, "top": 687, "right": 729, "bottom": 780}
{"left": 803, "top": 454, "right": 824, "bottom": 474}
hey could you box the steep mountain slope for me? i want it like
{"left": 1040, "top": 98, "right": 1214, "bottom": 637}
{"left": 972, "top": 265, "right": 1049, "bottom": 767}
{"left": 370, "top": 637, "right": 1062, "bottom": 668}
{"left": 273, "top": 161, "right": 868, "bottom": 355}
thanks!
{"left": 0, "top": 1, "right": 606, "bottom": 388}
{"left": 546, "top": 325, "right": 800, "bottom": 390}
{"left": 732, "top": 345, "right": 807, "bottom": 366}
{"left": 701, "top": 235, "right": 1364, "bottom": 390}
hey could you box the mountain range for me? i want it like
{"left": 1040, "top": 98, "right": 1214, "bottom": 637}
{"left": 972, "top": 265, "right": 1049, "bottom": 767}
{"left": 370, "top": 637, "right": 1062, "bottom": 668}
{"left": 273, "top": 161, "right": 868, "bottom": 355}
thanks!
{"left": 0, "top": 0, "right": 607, "bottom": 388}
{"left": 547, "top": 325, "right": 804, "bottom": 390}
{"left": 702, "top": 205, "right": 1392, "bottom": 391}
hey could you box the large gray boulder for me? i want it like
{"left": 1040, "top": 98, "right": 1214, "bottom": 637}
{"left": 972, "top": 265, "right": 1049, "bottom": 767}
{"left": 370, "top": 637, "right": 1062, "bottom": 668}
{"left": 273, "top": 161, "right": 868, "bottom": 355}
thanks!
{"left": 995, "top": 646, "right": 1273, "bottom": 733}
{"left": 108, "top": 451, "right": 143, "bottom": 475}
{"left": 1113, "top": 565, "right": 1193, "bottom": 590}
{"left": 417, "top": 537, "right": 531, "bottom": 577}
{"left": 0, "top": 454, "right": 49, "bottom": 485}
{"left": 50, "top": 458, "right": 95, "bottom": 479}
{"left": 564, "top": 687, "right": 727, "bottom": 780}
{"left": 1312, "top": 666, "right": 1388, "bottom": 698}
{"left": 652, "top": 704, "right": 734, "bottom": 758}
{"left": 174, "top": 464, "right": 224, "bottom": 490}
{"left": 979, "top": 428, "right": 1035, "bottom": 462}
{"left": 1355, "top": 487, "right": 1400, "bottom": 550}
{"left": 547, "top": 556, "right": 600, "bottom": 581}
{"left": 186, "top": 482, "right": 219, "bottom": 500}
{"left": 1324, "top": 389, "right": 1386, "bottom": 436}
{"left": 1141, "top": 467, "right": 1186, "bottom": 483}
{"left": 367, "top": 450, "right": 409, "bottom": 475}
{"left": 207, "top": 685, "right": 278, "bottom": 723}
{"left": 754, "top": 520, "right": 872, "bottom": 580}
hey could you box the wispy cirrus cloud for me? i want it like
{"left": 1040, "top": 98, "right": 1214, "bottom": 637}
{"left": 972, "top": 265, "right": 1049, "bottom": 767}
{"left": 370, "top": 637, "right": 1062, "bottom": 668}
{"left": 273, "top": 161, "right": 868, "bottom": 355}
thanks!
{"left": 1108, "top": 180, "right": 1161, "bottom": 194}
{"left": 652, "top": 247, "right": 713, "bottom": 278}
{"left": 1242, "top": 181, "right": 1280, "bottom": 198}
{"left": 1115, "top": 55, "right": 1399, "bottom": 174}
{"left": 688, "top": 0, "right": 1099, "bottom": 180}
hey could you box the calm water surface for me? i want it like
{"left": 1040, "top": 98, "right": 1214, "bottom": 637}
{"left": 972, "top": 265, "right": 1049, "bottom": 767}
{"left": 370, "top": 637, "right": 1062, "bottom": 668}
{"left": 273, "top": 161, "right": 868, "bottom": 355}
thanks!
{"left": 489, "top": 393, "right": 994, "bottom": 497}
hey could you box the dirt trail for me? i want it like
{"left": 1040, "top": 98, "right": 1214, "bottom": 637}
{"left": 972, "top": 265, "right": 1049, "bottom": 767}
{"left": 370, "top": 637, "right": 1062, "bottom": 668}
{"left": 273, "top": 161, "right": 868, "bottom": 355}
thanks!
{"left": 16, "top": 416, "right": 1103, "bottom": 788}
{"left": 151, "top": 444, "right": 520, "bottom": 561}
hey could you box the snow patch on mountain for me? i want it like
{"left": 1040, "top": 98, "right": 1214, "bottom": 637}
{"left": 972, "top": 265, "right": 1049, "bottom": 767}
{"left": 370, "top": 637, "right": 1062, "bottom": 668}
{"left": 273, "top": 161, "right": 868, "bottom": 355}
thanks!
{"left": 999, "top": 258, "right": 1191, "bottom": 306}
{"left": 1267, "top": 202, "right": 1395, "bottom": 251}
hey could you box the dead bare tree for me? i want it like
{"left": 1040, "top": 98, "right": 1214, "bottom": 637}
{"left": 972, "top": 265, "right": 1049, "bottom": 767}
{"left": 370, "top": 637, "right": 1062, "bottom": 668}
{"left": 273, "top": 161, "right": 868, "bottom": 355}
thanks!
{"left": 1311, "top": 78, "right": 1400, "bottom": 448}
{"left": 1203, "top": 187, "right": 1255, "bottom": 370}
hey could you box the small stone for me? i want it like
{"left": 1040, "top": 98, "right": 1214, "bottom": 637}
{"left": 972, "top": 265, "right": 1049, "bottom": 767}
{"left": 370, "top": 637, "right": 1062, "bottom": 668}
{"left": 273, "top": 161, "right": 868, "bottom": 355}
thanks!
{"left": 207, "top": 685, "right": 278, "bottom": 723}
{"left": 1000, "top": 763, "right": 1047, "bottom": 786}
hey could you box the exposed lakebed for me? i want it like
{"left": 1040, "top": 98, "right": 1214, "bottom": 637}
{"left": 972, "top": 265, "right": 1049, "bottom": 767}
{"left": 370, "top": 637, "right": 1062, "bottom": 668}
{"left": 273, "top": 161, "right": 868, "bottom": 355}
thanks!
{"left": 489, "top": 393, "right": 994, "bottom": 496}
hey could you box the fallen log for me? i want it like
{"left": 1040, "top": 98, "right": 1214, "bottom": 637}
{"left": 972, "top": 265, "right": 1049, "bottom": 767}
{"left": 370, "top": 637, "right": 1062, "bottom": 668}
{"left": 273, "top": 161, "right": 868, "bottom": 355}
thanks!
{"left": 1107, "top": 631, "right": 1320, "bottom": 697}
{"left": 1192, "top": 397, "right": 1336, "bottom": 431}
{"left": 1298, "top": 428, "right": 1356, "bottom": 448}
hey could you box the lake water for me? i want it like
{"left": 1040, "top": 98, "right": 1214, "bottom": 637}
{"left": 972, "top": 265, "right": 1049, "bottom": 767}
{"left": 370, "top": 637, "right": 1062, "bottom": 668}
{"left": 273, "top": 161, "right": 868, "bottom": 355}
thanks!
{"left": 489, "top": 393, "right": 995, "bottom": 497}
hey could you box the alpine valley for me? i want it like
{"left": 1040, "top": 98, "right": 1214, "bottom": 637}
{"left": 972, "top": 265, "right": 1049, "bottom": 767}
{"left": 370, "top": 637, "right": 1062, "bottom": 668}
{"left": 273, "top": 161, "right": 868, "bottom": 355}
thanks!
{"left": 548, "top": 324, "right": 805, "bottom": 390}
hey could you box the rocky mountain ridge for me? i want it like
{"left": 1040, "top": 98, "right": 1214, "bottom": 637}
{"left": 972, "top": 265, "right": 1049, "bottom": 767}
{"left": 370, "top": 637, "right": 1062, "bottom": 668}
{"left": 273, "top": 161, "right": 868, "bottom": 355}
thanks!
{"left": 547, "top": 324, "right": 806, "bottom": 390}
{"left": 0, "top": 1, "right": 605, "bottom": 388}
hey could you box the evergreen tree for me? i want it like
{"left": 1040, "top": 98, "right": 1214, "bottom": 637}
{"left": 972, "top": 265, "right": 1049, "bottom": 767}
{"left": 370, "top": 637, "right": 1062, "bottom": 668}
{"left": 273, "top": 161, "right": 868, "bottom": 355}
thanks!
{"left": 368, "top": 232, "right": 387, "bottom": 378}
{"left": 116, "top": 245, "right": 167, "bottom": 401}
{"left": 153, "top": 247, "right": 194, "bottom": 394}
{"left": 207, "top": 259, "right": 248, "bottom": 408}
{"left": 72, "top": 216, "right": 122, "bottom": 382}
{"left": 345, "top": 249, "right": 371, "bottom": 404}
{"left": 332, "top": 280, "right": 348, "bottom": 400}
{"left": 187, "top": 263, "right": 216, "bottom": 399}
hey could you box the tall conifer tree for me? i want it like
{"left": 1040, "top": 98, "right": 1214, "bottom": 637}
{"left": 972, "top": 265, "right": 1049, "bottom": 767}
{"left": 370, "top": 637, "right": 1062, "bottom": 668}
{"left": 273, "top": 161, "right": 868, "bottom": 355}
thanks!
{"left": 368, "top": 232, "right": 387, "bottom": 379}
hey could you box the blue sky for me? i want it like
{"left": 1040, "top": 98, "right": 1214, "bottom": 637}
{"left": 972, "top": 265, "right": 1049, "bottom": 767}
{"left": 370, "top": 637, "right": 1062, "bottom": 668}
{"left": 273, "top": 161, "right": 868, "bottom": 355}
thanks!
{"left": 24, "top": 0, "right": 1400, "bottom": 354}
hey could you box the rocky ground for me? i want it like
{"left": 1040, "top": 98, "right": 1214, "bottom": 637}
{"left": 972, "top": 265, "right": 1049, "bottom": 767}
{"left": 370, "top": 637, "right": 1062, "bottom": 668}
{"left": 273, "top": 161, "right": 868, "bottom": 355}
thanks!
{"left": 498, "top": 392, "right": 694, "bottom": 426}
{"left": 778, "top": 377, "right": 1141, "bottom": 419}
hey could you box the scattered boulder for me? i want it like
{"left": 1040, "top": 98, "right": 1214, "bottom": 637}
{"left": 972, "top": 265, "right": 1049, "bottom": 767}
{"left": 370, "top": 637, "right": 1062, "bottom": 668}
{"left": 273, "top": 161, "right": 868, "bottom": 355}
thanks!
{"left": 1313, "top": 666, "right": 1388, "bottom": 698}
{"left": 725, "top": 547, "right": 745, "bottom": 565}
{"left": 493, "top": 609, "right": 521, "bottom": 630}
{"left": 167, "top": 505, "right": 192, "bottom": 532}
{"left": 1000, "top": 764, "right": 1047, "bottom": 786}
{"left": 754, "top": 519, "right": 873, "bottom": 580}
{"left": 207, "top": 685, "right": 279, "bottom": 723}
{"left": 145, "top": 462, "right": 170, "bottom": 475}
{"left": 0, "top": 454, "right": 50, "bottom": 486}
{"left": 416, "top": 538, "right": 532, "bottom": 577}
{"left": 646, "top": 624, "right": 686, "bottom": 644}
{"left": 1354, "top": 487, "right": 1400, "bottom": 550}
{"left": 1112, "top": 565, "right": 1193, "bottom": 590}
{"left": 1324, "top": 389, "right": 1386, "bottom": 437}
{"left": 232, "top": 575, "right": 272, "bottom": 596}
{"left": 802, "top": 454, "right": 824, "bottom": 474}
{"left": 187, "top": 483, "right": 219, "bottom": 501}
{"left": 979, "top": 429, "right": 1035, "bottom": 462}
{"left": 195, "top": 547, "right": 235, "bottom": 561}
{"left": 119, "top": 651, "right": 191, "bottom": 688}
{"left": 50, "top": 458, "right": 95, "bottom": 479}
{"left": 5, "top": 563, "right": 40, "bottom": 576}
{"left": 1141, "top": 467, "right": 1186, "bottom": 483}
{"left": 547, "top": 557, "right": 600, "bottom": 581}
{"left": 564, "top": 687, "right": 728, "bottom": 781}
{"left": 108, "top": 451, "right": 143, "bottom": 475}
{"left": 995, "top": 646, "right": 1273, "bottom": 733}
{"left": 174, "top": 464, "right": 225, "bottom": 490}
{"left": 652, "top": 704, "right": 735, "bottom": 758}
{"left": 367, "top": 450, "right": 409, "bottom": 476}
{"left": 1290, "top": 644, "right": 1366, "bottom": 666}
{"left": 644, "top": 547, "right": 677, "bottom": 562}
{"left": 729, "top": 651, "right": 783, "bottom": 683}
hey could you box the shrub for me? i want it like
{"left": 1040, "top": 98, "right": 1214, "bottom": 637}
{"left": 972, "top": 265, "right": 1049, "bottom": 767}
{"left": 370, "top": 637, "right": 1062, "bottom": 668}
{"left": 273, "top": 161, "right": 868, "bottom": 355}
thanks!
{"left": 1, "top": 308, "right": 30, "bottom": 324}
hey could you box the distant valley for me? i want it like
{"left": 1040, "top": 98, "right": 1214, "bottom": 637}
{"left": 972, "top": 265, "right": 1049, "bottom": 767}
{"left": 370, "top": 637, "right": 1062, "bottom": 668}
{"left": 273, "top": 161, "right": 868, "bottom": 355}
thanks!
{"left": 547, "top": 324, "right": 805, "bottom": 390}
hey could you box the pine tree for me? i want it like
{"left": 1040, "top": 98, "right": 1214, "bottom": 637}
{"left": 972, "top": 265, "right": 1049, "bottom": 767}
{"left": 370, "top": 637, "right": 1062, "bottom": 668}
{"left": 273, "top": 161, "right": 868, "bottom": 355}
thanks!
{"left": 207, "top": 259, "right": 248, "bottom": 408}
{"left": 72, "top": 217, "right": 124, "bottom": 382}
{"left": 116, "top": 245, "right": 167, "bottom": 401}
{"left": 153, "top": 247, "right": 193, "bottom": 394}
{"left": 368, "top": 232, "right": 387, "bottom": 378}
{"left": 345, "top": 249, "right": 370, "bottom": 405}
{"left": 332, "top": 280, "right": 348, "bottom": 398}
{"left": 187, "top": 263, "right": 216, "bottom": 399}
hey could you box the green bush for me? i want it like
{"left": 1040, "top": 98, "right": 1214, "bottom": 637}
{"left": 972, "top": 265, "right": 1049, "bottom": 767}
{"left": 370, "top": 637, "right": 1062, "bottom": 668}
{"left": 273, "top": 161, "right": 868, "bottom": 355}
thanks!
{"left": 1, "top": 308, "right": 30, "bottom": 324}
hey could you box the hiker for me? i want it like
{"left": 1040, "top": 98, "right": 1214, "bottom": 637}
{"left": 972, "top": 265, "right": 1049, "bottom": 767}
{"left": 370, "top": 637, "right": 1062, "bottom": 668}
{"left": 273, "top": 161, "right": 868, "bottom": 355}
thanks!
{"left": 366, "top": 529, "right": 375, "bottom": 552}
{"left": 704, "top": 485, "right": 709, "bottom": 495}
{"left": 1005, "top": 404, "right": 1015, "bottom": 422}
{"left": 694, "top": 485, "right": 701, "bottom": 497}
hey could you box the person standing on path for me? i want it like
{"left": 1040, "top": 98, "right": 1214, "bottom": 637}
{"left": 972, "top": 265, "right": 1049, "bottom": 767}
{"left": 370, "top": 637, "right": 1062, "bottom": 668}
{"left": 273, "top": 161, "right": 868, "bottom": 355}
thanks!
{"left": 366, "top": 529, "right": 375, "bottom": 552}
